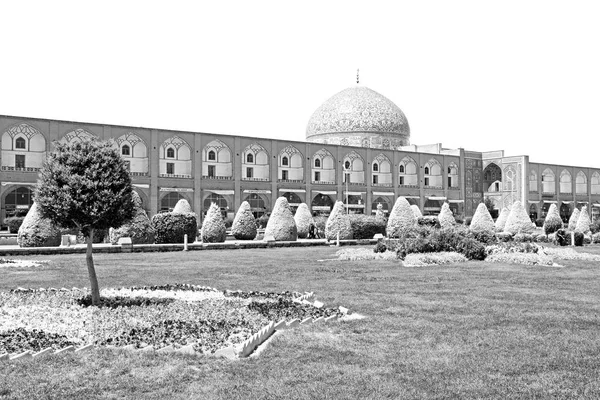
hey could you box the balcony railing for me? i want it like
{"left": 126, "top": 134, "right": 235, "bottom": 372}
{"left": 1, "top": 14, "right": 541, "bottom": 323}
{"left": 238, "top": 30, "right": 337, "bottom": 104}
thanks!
{"left": 1, "top": 166, "right": 40, "bottom": 172}
{"left": 424, "top": 185, "right": 443, "bottom": 190}
{"left": 448, "top": 186, "right": 460, "bottom": 190}
{"left": 129, "top": 172, "right": 148, "bottom": 177}
{"left": 202, "top": 175, "right": 233, "bottom": 180}
{"left": 278, "top": 179, "right": 304, "bottom": 183}
{"left": 242, "top": 177, "right": 269, "bottom": 181}
{"left": 372, "top": 183, "right": 393, "bottom": 187}
{"left": 159, "top": 173, "right": 192, "bottom": 179}
{"left": 312, "top": 180, "right": 335, "bottom": 185}
{"left": 398, "top": 184, "right": 420, "bottom": 188}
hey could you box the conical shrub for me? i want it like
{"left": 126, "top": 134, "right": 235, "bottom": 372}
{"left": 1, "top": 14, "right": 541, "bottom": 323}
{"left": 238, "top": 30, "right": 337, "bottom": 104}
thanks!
{"left": 264, "top": 197, "right": 297, "bottom": 241}
{"left": 438, "top": 202, "right": 455, "bottom": 229}
{"left": 470, "top": 203, "right": 495, "bottom": 233}
{"left": 110, "top": 191, "right": 155, "bottom": 244}
{"left": 386, "top": 197, "right": 417, "bottom": 237}
{"left": 231, "top": 201, "right": 257, "bottom": 240}
{"left": 17, "top": 202, "right": 62, "bottom": 247}
{"left": 543, "top": 203, "right": 562, "bottom": 235}
{"left": 495, "top": 208, "right": 509, "bottom": 231}
{"left": 201, "top": 202, "right": 227, "bottom": 243}
{"left": 504, "top": 201, "right": 534, "bottom": 234}
{"left": 325, "top": 201, "right": 353, "bottom": 240}
{"left": 576, "top": 207, "right": 591, "bottom": 233}
{"left": 294, "top": 203, "right": 313, "bottom": 239}
{"left": 411, "top": 205, "right": 422, "bottom": 218}
{"left": 568, "top": 208, "right": 580, "bottom": 231}
{"left": 172, "top": 199, "right": 193, "bottom": 214}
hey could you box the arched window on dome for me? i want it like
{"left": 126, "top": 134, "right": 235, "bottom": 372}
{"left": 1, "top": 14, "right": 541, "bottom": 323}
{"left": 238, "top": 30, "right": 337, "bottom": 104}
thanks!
{"left": 399, "top": 156, "right": 417, "bottom": 186}
{"left": 576, "top": 171, "right": 587, "bottom": 194}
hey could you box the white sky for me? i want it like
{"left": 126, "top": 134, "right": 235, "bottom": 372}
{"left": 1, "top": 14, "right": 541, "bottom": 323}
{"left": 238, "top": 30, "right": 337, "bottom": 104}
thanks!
{"left": 2, "top": 1, "right": 599, "bottom": 168}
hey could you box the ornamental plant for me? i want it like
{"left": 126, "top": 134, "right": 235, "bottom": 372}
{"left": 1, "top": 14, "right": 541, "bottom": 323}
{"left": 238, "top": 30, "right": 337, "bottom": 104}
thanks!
{"left": 543, "top": 204, "right": 563, "bottom": 235}
{"left": 17, "top": 202, "right": 62, "bottom": 247}
{"left": 504, "top": 201, "right": 534, "bottom": 235}
{"left": 35, "top": 138, "right": 134, "bottom": 305}
{"left": 576, "top": 207, "right": 591, "bottom": 233}
{"left": 109, "top": 191, "right": 155, "bottom": 245}
{"left": 325, "top": 201, "right": 353, "bottom": 241}
{"left": 152, "top": 213, "right": 198, "bottom": 244}
{"left": 265, "top": 197, "right": 298, "bottom": 241}
{"left": 231, "top": 201, "right": 257, "bottom": 240}
{"left": 568, "top": 208, "right": 580, "bottom": 231}
{"left": 201, "top": 203, "right": 227, "bottom": 243}
{"left": 386, "top": 197, "right": 417, "bottom": 237}
{"left": 172, "top": 199, "right": 193, "bottom": 214}
{"left": 349, "top": 214, "right": 386, "bottom": 239}
{"left": 438, "top": 202, "right": 455, "bottom": 229}
{"left": 470, "top": 202, "right": 495, "bottom": 233}
{"left": 293, "top": 203, "right": 313, "bottom": 239}
{"left": 495, "top": 208, "right": 509, "bottom": 231}
{"left": 411, "top": 204, "right": 422, "bottom": 218}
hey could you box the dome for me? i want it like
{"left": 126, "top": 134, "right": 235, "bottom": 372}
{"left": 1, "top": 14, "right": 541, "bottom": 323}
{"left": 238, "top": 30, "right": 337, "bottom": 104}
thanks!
{"left": 306, "top": 86, "right": 410, "bottom": 149}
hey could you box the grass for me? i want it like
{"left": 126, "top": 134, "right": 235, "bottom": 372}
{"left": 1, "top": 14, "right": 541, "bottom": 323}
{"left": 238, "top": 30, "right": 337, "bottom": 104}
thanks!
{"left": 2, "top": 246, "right": 600, "bottom": 399}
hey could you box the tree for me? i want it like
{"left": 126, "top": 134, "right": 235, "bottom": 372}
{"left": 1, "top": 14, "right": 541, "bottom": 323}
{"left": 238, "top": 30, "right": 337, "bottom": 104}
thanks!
{"left": 503, "top": 201, "right": 534, "bottom": 234}
{"left": 484, "top": 196, "right": 496, "bottom": 218}
{"left": 36, "top": 139, "right": 134, "bottom": 305}
{"left": 325, "top": 201, "right": 353, "bottom": 240}
{"left": 543, "top": 203, "right": 562, "bottom": 235}
{"left": 576, "top": 206, "right": 591, "bottom": 234}
{"left": 109, "top": 191, "right": 155, "bottom": 245}
{"left": 201, "top": 203, "right": 227, "bottom": 242}
{"left": 172, "top": 199, "right": 193, "bottom": 214}
{"left": 470, "top": 202, "right": 495, "bottom": 233}
{"left": 386, "top": 197, "right": 417, "bottom": 237}
{"left": 265, "top": 197, "right": 298, "bottom": 241}
{"left": 231, "top": 201, "right": 257, "bottom": 240}
{"left": 294, "top": 203, "right": 313, "bottom": 238}
{"left": 568, "top": 208, "right": 580, "bottom": 231}
{"left": 410, "top": 205, "right": 422, "bottom": 218}
{"left": 495, "top": 207, "right": 509, "bottom": 231}
{"left": 438, "top": 202, "right": 455, "bottom": 229}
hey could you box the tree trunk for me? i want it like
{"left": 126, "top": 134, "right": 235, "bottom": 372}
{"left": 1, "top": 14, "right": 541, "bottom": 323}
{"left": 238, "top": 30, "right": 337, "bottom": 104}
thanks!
{"left": 86, "top": 228, "right": 101, "bottom": 305}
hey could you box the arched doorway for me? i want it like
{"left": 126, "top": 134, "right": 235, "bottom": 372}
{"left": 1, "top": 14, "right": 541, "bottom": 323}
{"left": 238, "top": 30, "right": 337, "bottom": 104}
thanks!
{"left": 311, "top": 193, "right": 334, "bottom": 216}
{"left": 483, "top": 163, "right": 502, "bottom": 192}
{"left": 371, "top": 196, "right": 390, "bottom": 215}
{"left": 280, "top": 192, "right": 302, "bottom": 214}
{"left": 161, "top": 192, "right": 191, "bottom": 212}
{"left": 243, "top": 193, "right": 267, "bottom": 218}
{"left": 3, "top": 186, "right": 34, "bottom": 218}
{"left": 203, "top": 193, "right": 228, "bottom": 218}
{"left": 424, "top": 198, "right": 443, "bottom": 216}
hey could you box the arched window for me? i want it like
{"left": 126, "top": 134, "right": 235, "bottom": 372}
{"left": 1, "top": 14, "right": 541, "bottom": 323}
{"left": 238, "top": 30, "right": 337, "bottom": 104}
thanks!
{"left": 576, "top": 171, "right": 587, "bottom": 194}
{"left": 344, "top": 160, "right": 351, "bottom": 170}
{"left": 424, "top": 166, "right": 429, "bottom": 175}
{"left": 399, "top": 165, "right": 405, "bottom": 173}
{"left": 121, "top": 144, "right": 130, "bottom": 156}
{"left": 246, "top": 153, "right": 254, "bottom": 163}
{"left": 166, "top": 147, "right": 175, "bottom": 158}
{"left": 529, "top": 170, "right": 538, "bottom": 192}
{"left": 314, "top": 158, "right": 321, "bottom": 168}
{"left": 208, "top": 150, "right": 216, "bottom": 161}
{"left": 372, "top": 162, "right": 379, "bottom": 172}
{"left": 282, "top": 156, "right": 288, "bottom": 166}
{"left": 15, "top": 137, "right": 26, "bottom": 149}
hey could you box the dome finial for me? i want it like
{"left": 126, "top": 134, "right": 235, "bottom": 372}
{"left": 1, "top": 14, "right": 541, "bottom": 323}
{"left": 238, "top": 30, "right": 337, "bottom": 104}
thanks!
{"left": 356, "top": 69, "right": 360, "bottom": 84}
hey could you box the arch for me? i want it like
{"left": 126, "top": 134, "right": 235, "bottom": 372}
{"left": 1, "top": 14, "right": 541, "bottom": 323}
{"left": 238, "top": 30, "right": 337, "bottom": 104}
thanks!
{"left": 448, "top": 162, "right": 459, "bottom": 188}
{"left": 560, "top": 202, "right": 572, "bottom": 223}
{"left": 592, "top": 171, "right": 600, "bottom": 194}
{"left": 246, "top": 153, "right": 254, "bottom": 163}
{"left": 542, "top": 168, "right": 555, "bottom": 193}
{"left": 166, "top": 148, "right": 175, "bottom": 158}
{"left": 203, "top": 139, "right": 231, "bottom": 163}
{"left": 281, "top": 192, "right": 302, "bottom": 208}
{"left": 342, "top": 151, "right": 365, "bottom": 184}
{"left": 529, "top": 170, "right": 538, "bottom": 192}
{"left": 372, "top": 162, "right": 379, "bottom": 172}
{"left": 576, "top": 171, "right": 587, "bottom": 194}
{"left": 314, "top": 158, "right": 321, "bottom": 168}
{"left": 61, "top": 128, "right": 97, "bottom": 143}
{"left": 242, "top": 143, "right": 269, "bottom": 181}
{"left": 371, "top": 196, "right": 391, "bottom": 214}
{"left": 504, "top": 166, "right": 516, "bottom": 192}
{"left": 160, "top": 136, "right": 192, "bottom": 177}
{"left": 208, "top": 150, "right": 216, "bottom": 160}
{"left": 160, "top": 192, "right": 191, "bottom": 212}
{"left": 483, "top": 163, "right": 502, "bottom": 192}
{"left": 15, "top": 137, "right": 26, "bottom": 149}
{"left": 312, "top": 149, "right": 336, "bottom": 184}
{"left": 2, "top": 186, "right": 34, "bottom": 218}
{"left": 121, "top": 144, "right": 130, "bottom": 156}
{"left": 1, "top": 123, "right": 47, "bottom": 171}
{"left": 278, "top": 145, "right": 303, "bottom": 181}
{"left": 311, "top": 193, "right": 335, "bottom": 215}
{"left": 559, "top": 169, "right": 572, "bottom": 194}
{"left": 160, "top": 136, "right": 191, "bottom": 160}
{"left": 399, "top": 156, "right": 418, "bottom": 186}
{"left": 203, "top": 193, "right": 228, "bottom": 210}
{"left": 115, "top": 132, "right": 148, "bottom": 158}
{"left": 243, "top": 143, "right": 269, "bottom": 163}
{"left": 424, "top": 158, "right": 442, "bottom": 187}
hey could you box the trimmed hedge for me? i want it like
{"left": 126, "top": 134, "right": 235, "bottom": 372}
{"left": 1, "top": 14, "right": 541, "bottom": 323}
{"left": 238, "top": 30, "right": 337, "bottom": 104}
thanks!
{"left": 110, "top": 192, "right": 155, "bottom": 245}
{"left": 504, "top": 201, "right": 534, "bottom": 234}
{"left": 17, "top": 202, "right": 62, "bottom": 247}
{"left": 201, "top": 203, "right": 227, "bottom": 243}
{"left": 410, "top": 205, "right": 422, "bottom": 218}
{"left": 294, "top": 203, "right": 313, "bottom": 239}
{"left": 172, "top": 199, "right": 193, "bottom": 214}
{"left": 5, "top": 217, "right": 25, "bottom": 234}
{"left": 386, "top": 197, "right": 417, "bottom": 237}
{"left": 152, "top": 212, "right": 198, "bottom": 244}
{"left": 349, "top": 214, "right": 386, "bottom": 239}
{"left": 325, "top": 201, "right": 353, "bottom": 241}
{"left": 576, "top": 207, "right": 591, "bottom": 233}
{"left": 231, "top": 201, "right": 257, "bottom": 240}
{"left": 470, "top": 203, "right": 495, "bottom": 233}
{"left": 543, "top": 204, "right": 562, "bottom": 235}
{"left": 265, "top": 197, "right": 297, "bottom": 241}
{"left": 438, "top": 203, "right": 455, "bottom": 229}
{"left": 394, "top": 225, "right": 486, "bottom": 261}
{"left": 495, "top": 207, "right": 509, "bottom": 231}
{"left": 567, "top": 208, "right": 580, "bottom": 231}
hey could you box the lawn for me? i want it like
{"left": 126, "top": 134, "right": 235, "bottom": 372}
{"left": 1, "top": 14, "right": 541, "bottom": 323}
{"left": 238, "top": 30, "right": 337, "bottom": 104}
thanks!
{"left": 1, "top": 246, "right": 600, "bottom": 399}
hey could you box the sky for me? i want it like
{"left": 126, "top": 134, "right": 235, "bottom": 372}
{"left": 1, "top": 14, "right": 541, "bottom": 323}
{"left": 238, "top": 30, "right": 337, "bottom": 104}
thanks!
{"left": 2, "top": 1, "right": 599, "bottom": 168}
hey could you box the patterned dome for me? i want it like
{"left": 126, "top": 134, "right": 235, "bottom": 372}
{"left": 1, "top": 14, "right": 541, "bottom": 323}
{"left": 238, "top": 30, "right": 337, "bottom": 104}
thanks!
{"left": 306, "top": 86, "right": 410, "bottom": 148}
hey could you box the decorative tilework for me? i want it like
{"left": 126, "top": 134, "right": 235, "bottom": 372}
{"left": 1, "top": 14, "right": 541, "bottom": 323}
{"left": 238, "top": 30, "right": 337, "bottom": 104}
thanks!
{"left": 62, "top": 128, "right": 97, "bottom": 143}
{"left": 161, "top": 136, "right": 189, "bottom": 150}
{"left": 5, "top": 123, "right": 41, "bottom": 139}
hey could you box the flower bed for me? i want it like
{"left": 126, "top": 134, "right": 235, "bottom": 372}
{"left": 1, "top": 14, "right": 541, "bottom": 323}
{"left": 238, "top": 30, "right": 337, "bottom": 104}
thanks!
{"left": 336, "top": 248, "right": 397, "bottom": 261}
{"left": 0, "top": 284, "right": 342, "bottom": 356}
{"left": 403, "top": 252, "right": 467, "bottom": 267}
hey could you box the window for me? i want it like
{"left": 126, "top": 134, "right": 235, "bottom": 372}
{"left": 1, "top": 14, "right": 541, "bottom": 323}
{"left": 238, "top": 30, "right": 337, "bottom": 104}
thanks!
{"left": 373, "top": 163, "right": 379, "bottom": 172}
{"left": 314, "top": 158, "right": 321, "bottom": 168}
{"left": 399, "top": 165, "right": 405, "bottom": 173}
{"left": 399, "top": 176, "right": 404, "bottom": 185}
{"left": 372, "top": 175, "right": 378, "bottom": 184}
{"left": 282, "top": 156, "right": 288, "bottom": 166}
{"left": 344, "top": 161, "right": 351, "bottom": 170}
{"left": 208, "top": 165, "right": 215, "bottom": 177}
{"left": 246, "top": 153, "right": 254, "bottom": 163}
{"left": 344, "top": 173, "right": 350, "bottom": 183}
{"left": 314, "top": 171, "right": 320, "bottom": 181}
{"left": 282, "top": 170, "right": 288, "bottom": 180}
{"left": 166, "top": 148, "right": 175, "bottom": 158}
{"left": 495, "top": 182, "right": 500, "bottom": 191}
{"left": 15, "top": 137, "right": 26, "bottom": 150}
{"left": 166, "top": 162, "right": 174, "bottom": 174}
{"left": 424, "top": 166, "right": 430, "bottom": 175}
{"left": 246, "top": 167, "right": 253, "bottom": 178}
{"left": 448, "top": 176, "right": 452, "bottom": 187}
{"left": 121, "top": 144, "right": 130, "bottom": 156}
{"left": 424, "top": 177, "right": 429, "bottom": 186}
{"left": 15, "top": 155, "right": 25, "bottom": 169}
{"left": 208, "top": 150, "right": 216, "bottom": 161}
